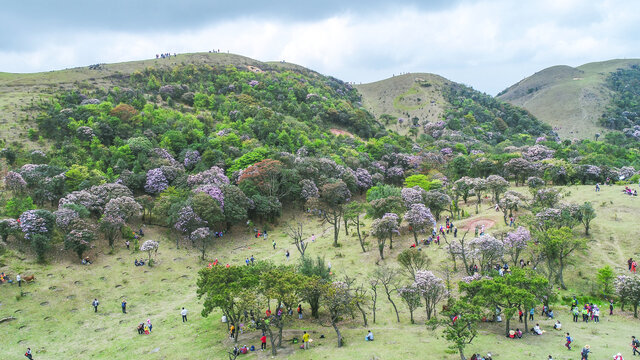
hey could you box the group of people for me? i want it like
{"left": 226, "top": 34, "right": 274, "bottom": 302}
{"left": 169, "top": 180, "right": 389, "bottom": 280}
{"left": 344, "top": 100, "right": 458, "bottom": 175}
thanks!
{"left": 628, "top": 258, "right": 637, "bottom": 273}
{"left": 469, "top": 353, "right": 492, "bottom": 360}
{"left": 155, "top": 53, "right": 176, "bottom": 59}
{"left": 134, "top": 259, "right": 146, "bottom": 266}
{"left": 136, "top": 319, "right": 153, "bottom": 335}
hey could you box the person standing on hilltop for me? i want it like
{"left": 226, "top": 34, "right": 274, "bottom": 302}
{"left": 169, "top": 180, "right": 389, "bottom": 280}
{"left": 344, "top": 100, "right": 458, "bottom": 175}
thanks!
{"left": 24, "top": 347, "right": 33, "bottom": 359}
{"left": 121, "top": 299, "right": 127, "bottom": 314}
{"left": 92, "top": 298, "right": 99, "bottom": 313}
{"left": 181, "top": 307, "right": 188, "bottom": 322}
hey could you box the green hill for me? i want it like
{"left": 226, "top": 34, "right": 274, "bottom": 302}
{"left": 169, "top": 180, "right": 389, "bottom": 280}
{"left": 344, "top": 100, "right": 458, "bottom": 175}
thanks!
{"left": 497, "top": 59, "right": 640, "bottom": 139}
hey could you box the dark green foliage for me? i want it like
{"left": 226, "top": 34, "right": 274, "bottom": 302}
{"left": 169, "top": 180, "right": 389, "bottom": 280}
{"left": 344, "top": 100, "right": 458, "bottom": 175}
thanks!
{"left": 600, "top": 64, "right": 640, "bottom": 129}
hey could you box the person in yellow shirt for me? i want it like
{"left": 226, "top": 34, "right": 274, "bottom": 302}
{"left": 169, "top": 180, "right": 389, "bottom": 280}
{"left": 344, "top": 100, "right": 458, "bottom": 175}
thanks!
{"left": 302, "top": 331, "right": 310, "bottom": 350}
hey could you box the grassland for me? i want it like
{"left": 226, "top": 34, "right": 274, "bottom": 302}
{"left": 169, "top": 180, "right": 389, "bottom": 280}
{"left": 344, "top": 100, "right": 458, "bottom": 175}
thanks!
{"left": 2, "top": 184, "right": 640, "bottom": 359}
{"left": 498, "top": 59, "right": 640, "bottom": 139}
{"left": 355, "top": 73, "right": 450, "bottom": 136}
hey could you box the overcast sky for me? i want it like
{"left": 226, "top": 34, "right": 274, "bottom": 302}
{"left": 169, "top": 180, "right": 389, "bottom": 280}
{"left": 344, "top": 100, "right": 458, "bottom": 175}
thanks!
{"left": 2, "top": 0, "right": 639, "bottom": 94}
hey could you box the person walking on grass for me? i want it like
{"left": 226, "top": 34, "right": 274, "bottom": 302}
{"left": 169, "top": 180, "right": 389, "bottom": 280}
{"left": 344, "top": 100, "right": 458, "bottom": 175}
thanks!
{"left": 181, "top": 307, "right": 188, "bottom": 322}
{"left": 272, "top": 240, "right": 276, "bottom": 249}
{"left": 17, "top": 274, "right": 21, "bottom": 287}
{"left": 581, "top": 344, "right": 591, "bottom": 359}
{"left": 25, "top": 348, "right": 33, "bottom": 359}
{"left": 92, "top": 298, "right": 99, "bottom": 312}
{"left": 529, "top": 307, "right": 534, "bottom": 321}
{"left": 260, "top": 334, "right": 267, "bottom": 350}
{"left": 297, "top": 304, "right": 303, "bottom": 319}
{"left": 125, "top": 240, "right": 130, "bottom": 250}
{"left": 632, "top": 336, "right": 640, "bottom": 356}
{"left": 565, "top": 332, "right": 572, "bottom": 350}
{"left": 610, "top": 299, "right": 614, "bottom": 316}
{"left": 122, "top": 299, "right": 127, "bottom": 313}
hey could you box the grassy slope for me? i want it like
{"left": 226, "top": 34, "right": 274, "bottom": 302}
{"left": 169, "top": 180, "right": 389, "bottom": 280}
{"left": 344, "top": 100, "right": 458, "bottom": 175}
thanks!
{"left": 498, "top": 59, "right": 640, "bottom": 139}
{"left": 355, "top": 73, "right": 451, "bottom": 136}
{"left": 0, "top": 53, "right": 311, "bottom": 146}
{"left": 2, "top": 185, "right": 640, "bottom": 359}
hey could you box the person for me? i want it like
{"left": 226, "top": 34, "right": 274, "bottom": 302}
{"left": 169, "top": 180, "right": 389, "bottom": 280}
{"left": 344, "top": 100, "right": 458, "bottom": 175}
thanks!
{"left": 365, "top": 330, "right": 374, "bottom": 341}
{"left": 92, "top": 298, "right": 99, "bottom": 312}
{"left": 532, "top": 323, "right": 543, "bottom": 335}
{"left": 632, "top": 336, "right": 640, "bottom": 356}
{"left": 573, "top": 306, "right": 580, "bottom": 322}
{"left": 17, "top": 274, "right": 21, "bottom": 287}
{"left": 272, "top": 240, "right": 276, "bottom": 249}
{"left": 518, "top": 309, "right": 523, "bottom": 322}
{"left": 260, "top": 334, "right": 267, "bottom": 350}
{"left": 470, "top": 354, "right": 477, "bottom": 360}
{"left": 285, "top": 250, "right": 290, "bottom": 261}
{"left": 548, "top": 356, "right": 553, "bottom": 360}
{"left": 566, "top": 332, "right": 572, "bottom": 350}
{"left": 554, "top": 320, "right": 562, "bottom": 330}
{"left": 147, "top": 319, "right": 152, "bottom": 332}
{"left": 232, "top": 345, "right": 239, "bottom": 356}
{"left": 297, "top": 304, "right": 303, "bottom": 319}
{"left": 25, "top": 347, "right": 33, "bottom": 359}
{"left": 582, "top": 344, "right": 591, "bottom": 359}
{"left": 181, "top": 307, "right": 188, "bottom": 322}
{"left": 508, "top": 330, "right": 515, "bottom": 339}
{"left": 125, "top": 240, "right": 130, "bottom": 250}
{"left": 593, "top": 306, "right": 600, "bottom": 322}
{"left": 547, "top": 309, "right": 554, "bottom": 319}
{"left": 137, "top": 322, "right": 144, "bottom": 334}
{"left": 454, "top": 227, "right": 458, "bottom": 237}
{"left": 311, "top": 234, "right": 315, "bottom": 242}
{"left": 610, "top": 299, "right": 614, "bottom": 315}
{"left": 516, "top": 328, "right": 522, "bottom": 338}
{"left": 250, "top": 255, "right": 255, "bottom": 265}
{"left": 629, "top": 258, "right": 634, "bottom": 271}
{"left": 302, "top": 331, "right": 310, "bottom": 350}
{"left": 485, "top": 353, "right": 493, "bottom": 360}
{"left": 529, "top": 307, "right": 534, "bottom": 321}
{"left": 596, "top": 183, "right": 600, "bottom": 192}
{"left": 245, "top": 258, "right": 250, "bottom": 266}
{"left": 230, "top": 323, "right": 235, "bottom": 338}
{"left": 144, "top": 323, "right": 150, "bottom": 335}
{"left": 122, "top": 299, "right": 127, "bottom": 313}
{"left": 134, "top": 259, "right": 139, "bottom": 266}
{"left": 84, "top": 256, "right": 91, "bottom": 265}
{"left": 614, "top": 352, "right": 623, "bottom": 360}
{"left": 633, "top": 261, "right": 637, "bottom": 273}
{"left": 582, "top": 306, "right": 589, "bottom": 322}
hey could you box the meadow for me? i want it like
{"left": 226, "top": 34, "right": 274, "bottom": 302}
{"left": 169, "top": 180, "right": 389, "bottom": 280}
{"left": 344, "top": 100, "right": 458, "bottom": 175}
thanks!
{"left": 2, "top": 184, "right": 640, "bottom": 359}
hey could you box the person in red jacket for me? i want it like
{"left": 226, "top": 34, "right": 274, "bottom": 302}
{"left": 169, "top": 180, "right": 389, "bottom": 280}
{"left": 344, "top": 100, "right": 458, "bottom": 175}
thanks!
{"left": 261, "top": 334, "right": 267, "bottom": 350}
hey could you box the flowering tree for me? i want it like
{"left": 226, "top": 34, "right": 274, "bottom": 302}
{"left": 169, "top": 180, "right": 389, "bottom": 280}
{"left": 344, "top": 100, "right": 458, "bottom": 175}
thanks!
{"left": 398, "top": 285, "right": 421, "bottom": 324}
{"left": 532, "top": 188, "right": 561, "bottom": 208}
{"left": 526, "top": 176, "right": 545, "bottom": 189}
{"left": 321, "top": 281, "right": 357, "bottom": 347}
{"left": 299, "top": 179, "right": 319, "bottom": 201}
{"left": 174, "top": 206, "right": 207, "bottom": 247}
{"left": 386, "top": 166, "right": 405, "bottom": 184}
{"left": 19, "top": 209, "right": 55, "bottom": 262}
{"left": 220, "top": 185, "right": 251, "bottom": 230}
{"left": 469, "top": 235, "right": 504, "bottom": 272}
{"left": 485, "top": 175, "right": 509, "bottom": 202}
{"left": 187, "top": 166, "right": 229, "bottom": 187}
{"left": 55, "top": 207, "right": 80, "bottom": 231}
{"left": 615, "top": 275, "right": 640, "bottom": 317}
{"left": 401, "top": 186, "right": 426, "bottom": 208}
{"left": 183, "top": 149, "right": 201, "bottom": 169}
{"left": 404, "top": 204, "right": 436, "bottom": 245}
{"left": 191, "top": 227, "right": 212, "bottom": 260}
{"left": 0, "top": 219, "right": 20, "bottom": 243}
{"left": 312, "top": 180, "right": 351, "bottom": 246}
{"left": 454, "top": 177, "right": 474, "bottom": 203}
{"left": 502, "top": 226, "right": 531, "bottom": 265}
{"left": 355, "top": 168, "right": 373, "bottom": 194}
{"left": 59, "top": 190, "right": 101, "bottom": 214}
{"left": 140, "top": 239, "right": 159, "bottom": 264}
{"left": 523, "top": 145, "right": 555, "bottom": 162}
{"left": 370, "top": 213, "right": 399, "bottom": 259}
{"left": 99, "top": 213, "right": 125, "bottom": 249}
{"left": 498, "top": 190, "right": 526, "bottom": 225}
{"left": 5, "top": 171, "right": 27, "bottom": 193}
{"left": 104, "top": 197, "right": 141, "bottom": 222}
{"left": 413, "top": 270, "right": 447, "bottom": 320}
{"left": 64, "top": 226, "right": 95, "bottom": 259}
{"left": 470, "top": 178, "right": 487, "bottom": 213}
{"left": 144, "top": 168, "right": 169, "bottom": 194}
{"left": 194, "top": 185, "right": 224, "bottom": 209}
{"left": 504, "top": 158, "right": 535, "bottom": 186}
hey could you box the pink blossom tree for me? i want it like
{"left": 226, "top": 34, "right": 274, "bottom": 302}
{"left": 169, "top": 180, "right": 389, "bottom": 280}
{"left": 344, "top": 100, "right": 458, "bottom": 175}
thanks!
{"left": 404, "top": 203, "right": 436, "bottom": 246}
{"left": 413, "top": 270, "right": 447, "bottom": 320}
{"left": 370, "top": 213, "right": 399, "bottom": 259}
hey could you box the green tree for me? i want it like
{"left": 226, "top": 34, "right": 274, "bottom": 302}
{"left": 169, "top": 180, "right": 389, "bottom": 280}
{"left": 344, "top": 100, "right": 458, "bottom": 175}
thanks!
{"left": 312, "top": 180, "right": 351, "bottom": 247}
{"left": 298, "top": 256, "right": 331, "bottom": 318}
{"left": 597, "top": 265, "right": 615, "bottom": 298}
{"left": 429, "top": 299, "right": 483, "bottom": 360}
{"left": 537, "top": 227, "right": 586, "bottom": 289}
{"left": 344, "top": 202, "right": 367, "bottom": 252}
{"left": 5, "top": 196, "right": 35, "bottom": 218}
{"left": 578, "top": 202, "right": 596, "bottom": 236}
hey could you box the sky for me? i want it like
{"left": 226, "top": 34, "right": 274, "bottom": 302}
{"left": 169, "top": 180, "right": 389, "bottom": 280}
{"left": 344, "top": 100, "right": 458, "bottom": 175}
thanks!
{"left": 2, "top": 0, "right": 640, "bottom": 95}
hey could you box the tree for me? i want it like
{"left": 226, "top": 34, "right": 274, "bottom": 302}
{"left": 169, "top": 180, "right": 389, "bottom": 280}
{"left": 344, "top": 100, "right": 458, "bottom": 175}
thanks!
{"left": 616, "top": 275, "right": 640, "bottom": 317}
{"left": 413, "top": 270, "right": 447, "bottom": 320}
{"left": 322, "top": 281, "right": 356, "bottom": 347}
{"left": 468, "top": 235, "right": 504, "bottom": 274}
{"left": 19, "top": 209, "right": 55, "bottom": 262}
{"left": 404, "top": 203, "right": 436, "bottom": 246}
{"left": 470, "top": 178, "right": 487, "bottom": 214}
{"left": 0, "top": 219, "right": 20, "bottom": 243}
{"left": 64, "top": 226, "right": 95, "bottom": 260}
{"left": 502, "top": 226, "right": 531, "bottom": 266}
{"left": 220, "top": 185, "right": 251, "bottom": 230}
{"left": 597, "top": 265, "right": 615, "bottom": 298}
{"left": 578, "top": 202, "right": 596, "bottom": 236}
{"left": 298, "top": 256, "right": 331, "bottom": 318}
{"left": 397, "top": 248, "right": 431, "bottom": 280}
{"left": 197, "top": 265, "right": 261, "bottom": 343}
{"left": 344, "top": 202, "right": 367, "bottom": 252}
{"left": 453, "top": 177, "right": 473, "bottom": 204}
{"left": 140, "top": 239, "right": 159, "bottom": 264}
{"left": 312, "top": 180, "right": 351, "bottom": 246}
{"left": 537, "top": 227, "right": 586, "bottom": 289}
{"left": 398, "top": 285, "right": 421, "bottom": 324}
{"left": 504, "top": 158, "right": 535, "bottom": 186}
{"left": 99, "top": 213, "right": 125, "bottom": 250}
{"left": 370, "top": 213, "right": 399, "bottom": 259}
{"left": 485, "top": 175, "right": 509, "bottom": 202}
{"left": 284, "top": 221, "right": 307, "bottom": 257}
{"left": 499, "top": 190, "right": 526, "bottom": 225}
{"left": 424, "top": 190, "right": 451, "bottom": 220}
{"left": 371, "top": 266, "right": 400, "bottom": 322}
{"left": 191, "top": 192, "right": 224, "bottom": 229}
{"left": 238, "top": 159, "right": 292, "bottom": 200}
{"left": 174, "top": 205, "right": 207, "bottom": 246}
{"left": 430, "top": 299, "right": 483, "bottom": 360}
{"left": 401, "top": 186, "right": 426, "bottom": 208}
{"left": 5, "top": 196, "right": 35, "bottom": 218}
{"left": 368, "top": 196, "right": 404, "bottom": 219}
{"left": 191, "top": 227, "right": 212, "bottom": 260}
{"left": 101, "top": 196, "right": 141, "bottom": 249}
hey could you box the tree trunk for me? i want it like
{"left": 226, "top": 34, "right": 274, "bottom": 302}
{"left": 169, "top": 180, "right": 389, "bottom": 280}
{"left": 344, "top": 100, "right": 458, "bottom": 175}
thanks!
{"left": 505, "top": 317, "right": 510, "bottom": 337}
{"left": 524, "top": 309, "right": 528, "bottom": 333}
{"left": 333, "top": 215, "right": 340, "bottom": 247}
{"left": 344, "top": 217, "right": 349, "bottom": 236}
{"left": 356, "top": 302, "right": 368, "bottom": 326}
{"left": 413, "top": 230, "right": 418, "bottom": 246}
{"left": 356, "top": 221, "right": 365, "bottom": 252}
{"left": 387, "top": 292, "right": 400, "bottom": 322}
{"left": 331, "top": 320, "right": 343, "bottom": 347}
{"left": 634, "top": 303, "right": 638, "bottom": 318}
{"left": 559, "top": 257, "right": 567, "bottom": 290}
{"left": 458, "top": 348, "right": 467, "bottom": 360}
{"left": 409, "top": 309, "right": 414, "bottom": 324}
{"left": 389, "top": 233, "right": 393, "bottom": 250}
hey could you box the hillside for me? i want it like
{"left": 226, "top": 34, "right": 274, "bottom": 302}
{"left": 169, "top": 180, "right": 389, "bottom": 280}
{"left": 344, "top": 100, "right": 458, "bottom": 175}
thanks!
{"left": 0, "top": 52, "right": 329, "bottom": 144}
{"left": 498, "top": 59, "right": 640, "bottom": 138}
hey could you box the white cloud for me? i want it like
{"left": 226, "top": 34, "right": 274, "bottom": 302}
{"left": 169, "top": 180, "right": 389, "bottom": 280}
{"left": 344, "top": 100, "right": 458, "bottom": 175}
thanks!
{"left": 1, "top": 0, "right": 639, "bottom": 94}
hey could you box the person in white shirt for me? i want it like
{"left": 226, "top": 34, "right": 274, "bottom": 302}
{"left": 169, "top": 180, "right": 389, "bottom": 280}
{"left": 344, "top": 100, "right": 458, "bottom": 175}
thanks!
{"left": 181, "top": 307, "right": 188, "bottom": 322}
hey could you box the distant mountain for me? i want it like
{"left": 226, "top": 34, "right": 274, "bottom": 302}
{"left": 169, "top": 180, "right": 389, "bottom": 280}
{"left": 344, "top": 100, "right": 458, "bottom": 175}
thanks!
{"left": 497, "top": 59, "right": 640, "bottom": 139}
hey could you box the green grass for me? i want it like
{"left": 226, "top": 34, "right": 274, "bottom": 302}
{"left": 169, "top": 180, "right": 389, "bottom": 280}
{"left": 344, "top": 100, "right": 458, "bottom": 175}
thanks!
{"left": 2, "top": 185, "right": 640, "bottom": 359}
{"left": 498, "top": 59, "right": 640, "bottom": 139}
